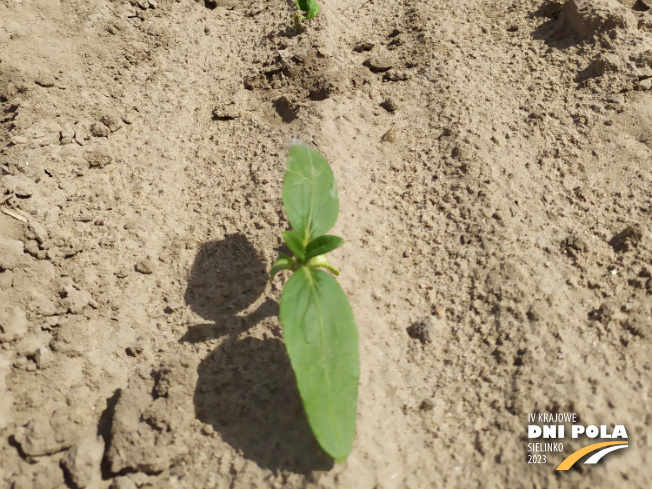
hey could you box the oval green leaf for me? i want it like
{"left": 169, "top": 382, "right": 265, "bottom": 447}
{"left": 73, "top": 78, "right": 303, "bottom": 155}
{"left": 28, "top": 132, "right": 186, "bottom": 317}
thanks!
{"left": 296, "top": 0, "right": 320, "bottom": 19}
{"left": 283, "top": 145, "right": 339, "bottom": 245}
{"left": 283, "top": 230, "right": 306, "bottom": 261}
{"left": 305, "top": 235, "right": 345, "bottom": 261}
{"left": 270, "top": 253, "right": 295, "bottom": 280}
{"left": 279, "top": 267, "right": 359, "bottom": 462}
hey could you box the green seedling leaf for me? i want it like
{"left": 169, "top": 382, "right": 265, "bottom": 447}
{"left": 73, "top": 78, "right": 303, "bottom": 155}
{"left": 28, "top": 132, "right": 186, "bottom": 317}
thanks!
{"left": 305, "top": 235, "right": 345, "bottom": 261}
{"left": 296, "top": 0, "right": 320, "bottom": 19}
{"left": 283, "top": 145, "right": 338, "bottom": 246}
{"left": 283, "top": 230, "right": 306, "bottom": 261}
{"left": 279, "top": 267, "right": 359, "bottom": 462}
{"left": 272, "top": 144, "right": 358, "bottom": 461}
{"left": 270, "top": 253, "right": 296, "bottom": 280}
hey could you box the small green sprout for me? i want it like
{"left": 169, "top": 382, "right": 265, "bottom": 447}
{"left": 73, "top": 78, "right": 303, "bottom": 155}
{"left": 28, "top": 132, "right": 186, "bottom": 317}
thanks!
{"left": 293, "top": 0, "right": 320, "bottom": 33}
{"left": 271, "top": 144, "right": 360, "bottom": 462}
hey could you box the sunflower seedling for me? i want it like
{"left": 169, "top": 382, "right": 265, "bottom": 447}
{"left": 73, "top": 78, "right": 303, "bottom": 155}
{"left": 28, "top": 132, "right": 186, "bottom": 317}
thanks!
{"left": 293, "top": 0, "right": 320, "bottom": 34}
{"left": 271, "top": 144, "right": 360, "bottom": 462}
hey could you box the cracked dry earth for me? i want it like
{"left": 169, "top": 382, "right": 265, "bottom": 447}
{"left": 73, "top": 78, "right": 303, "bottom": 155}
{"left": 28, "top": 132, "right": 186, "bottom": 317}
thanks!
{"left": 1, "top": 0, "right": 651, "bottom": 488}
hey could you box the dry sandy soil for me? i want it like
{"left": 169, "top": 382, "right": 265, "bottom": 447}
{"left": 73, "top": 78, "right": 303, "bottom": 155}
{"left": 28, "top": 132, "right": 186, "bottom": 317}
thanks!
{"left": 1, "top": 0, "right": 651, "bottom": 487}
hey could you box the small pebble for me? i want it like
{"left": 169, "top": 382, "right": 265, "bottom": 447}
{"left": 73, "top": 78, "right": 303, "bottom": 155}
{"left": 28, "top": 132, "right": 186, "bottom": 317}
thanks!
{"left": 60, "top": 124, "right": 75, "bottom": 145}
{"left": 363, "top": 55, "right": 393, "bottom": 73}
{"left": 122, "top": 111, "right": 136, "bottom": 125}
{"left": 0, "top": 305, "right": 28, "bottom": 342}
{"left": 61, "top": 436, "right": 105, "bottom": 489}
{"left": 135, "top": 258, "right": 155, "bottom": 275}
{"left": 24, "top": 240, "right": 41, "bottom": 259}
{"left": 34, "top": 347, "right": 53, "bottom": 369}
{"left": 100, "top": 113, "right": 122, "bottom": 132}
{"left": 381, "top": 97, "right": 399, "bottom": 112}
{"left": 125, "top": 343, "right": 144, "bottom": 357}
{"left": 382, "top": 128, "right": 396, "bottom": 143}
{"left": 407, "top": 317, "right": 440, "bottom": 344}
{"left": 565, "top": 233, "right": 588, "bottom": 253}
{"left": 383, "top": 69, "right": 409, "bottom": 81}
{"left": 115, "top": 268, "right": 129, "bottom": 279}
{"left": 35, "top": 74, "right": 55, "bottom": 88}
{"left": 85, "top": 150, "right": 112, "bottom": 169}
{"left": 164, "top": 301, "right": 182, "bottom": 314}
{"left": 74, "top": 122, "right": 92, "bottom": 145}
{"left": 90, "top": 121, "right": 110, "bottom": 138}
{"left": 10, "top": 135, "right": 28, "bottom": 145}
{"left": 317, "top": 47, "right": 333, "bottom": 58}
{"left": 419, "top": 399, "right": 434, "bottom": 411}
{"left": 353, "top": 42, "right": 375, "bottom": 52}
{"left": 27, "top": 222, "right": 49, "bottom": 244}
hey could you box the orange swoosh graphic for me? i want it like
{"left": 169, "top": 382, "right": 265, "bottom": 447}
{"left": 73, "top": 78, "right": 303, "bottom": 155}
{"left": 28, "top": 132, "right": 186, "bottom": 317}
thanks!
{"left": 556, "top": 441, "right": 628, "bottom": 470}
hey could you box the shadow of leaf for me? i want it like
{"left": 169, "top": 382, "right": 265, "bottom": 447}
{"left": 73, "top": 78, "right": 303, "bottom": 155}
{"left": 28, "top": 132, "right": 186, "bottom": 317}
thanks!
{"left": 182, "top": 234, "right": 333, "bottom": 472}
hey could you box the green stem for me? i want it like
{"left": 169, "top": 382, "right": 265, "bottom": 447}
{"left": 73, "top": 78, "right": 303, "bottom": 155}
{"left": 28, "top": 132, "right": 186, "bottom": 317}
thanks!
{"left": 293, "top": 12, "right": 303, "bottom": 34}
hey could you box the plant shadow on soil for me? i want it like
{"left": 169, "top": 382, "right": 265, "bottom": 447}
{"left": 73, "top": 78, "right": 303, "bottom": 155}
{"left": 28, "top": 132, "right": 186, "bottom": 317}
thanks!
{"left": 180, "top": 234, "right": 333, "bottom": 473}
{"left": 530, "top": 7, "right": 581, "bottom": 50}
